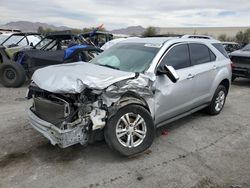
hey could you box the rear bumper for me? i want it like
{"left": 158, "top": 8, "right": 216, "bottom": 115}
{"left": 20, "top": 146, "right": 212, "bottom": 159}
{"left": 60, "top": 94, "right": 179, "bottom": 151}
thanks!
{"left": 28, "top": 109, "right": 87, "bottom": 148}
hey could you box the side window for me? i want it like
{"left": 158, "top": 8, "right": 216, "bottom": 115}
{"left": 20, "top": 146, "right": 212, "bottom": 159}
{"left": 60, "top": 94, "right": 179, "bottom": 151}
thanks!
{"left": 160, "top": 44, "right": 190, "bottom": 70}
{"left": 212, "top": 43, "right": 229, "bottom": 58}
{"left": 209, "top": 50, "right": 216, "bottom": 61}
{"left": 189, "top": 44, "right": 211, "bottom": 65}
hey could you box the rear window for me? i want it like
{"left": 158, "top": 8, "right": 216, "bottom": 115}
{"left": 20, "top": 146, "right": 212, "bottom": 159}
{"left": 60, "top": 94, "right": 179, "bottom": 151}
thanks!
{"left": 189, "top": 44, "right": 211, "bottom": 65}
{"left": 212, "top": 43, "right": 229, "bottom": 58}
{"left": 209, "top": 50, "right": 216, "bottom": 61}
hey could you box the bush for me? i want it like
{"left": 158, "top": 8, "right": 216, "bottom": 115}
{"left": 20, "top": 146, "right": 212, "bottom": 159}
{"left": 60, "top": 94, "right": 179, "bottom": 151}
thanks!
{"left": 142, "top": 27, "right": 157, "bottom": 37}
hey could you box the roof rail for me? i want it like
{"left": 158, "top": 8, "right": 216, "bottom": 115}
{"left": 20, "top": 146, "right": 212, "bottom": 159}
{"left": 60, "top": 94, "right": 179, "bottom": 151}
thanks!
{"left": 150, "top": 34, "right": 183, "bottom": 38}
{"left": 181, "top": 35, "right": 214, "bottom": 39}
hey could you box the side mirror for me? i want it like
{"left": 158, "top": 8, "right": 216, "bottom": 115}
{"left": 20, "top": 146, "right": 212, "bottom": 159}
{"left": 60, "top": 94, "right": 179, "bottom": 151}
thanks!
{"left": 157, "top": 65, "right": 180, "bottom": 83}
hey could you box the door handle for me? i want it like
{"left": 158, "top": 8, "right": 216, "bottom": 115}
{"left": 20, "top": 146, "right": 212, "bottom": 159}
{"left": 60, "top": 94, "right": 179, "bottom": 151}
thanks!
{"left": 213, "top": 65, "right": 218, "bottom": 70}
{"left": 187, "top": 74, "right": 195, "bottom": 80}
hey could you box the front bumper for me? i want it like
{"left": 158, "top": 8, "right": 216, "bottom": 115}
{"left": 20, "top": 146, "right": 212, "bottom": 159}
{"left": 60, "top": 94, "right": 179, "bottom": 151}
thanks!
{"left": 232, "top": 67, "right": 250, "bottom": 78}
{"left": 28, "top": 109, "right": 88, "bottom": 148}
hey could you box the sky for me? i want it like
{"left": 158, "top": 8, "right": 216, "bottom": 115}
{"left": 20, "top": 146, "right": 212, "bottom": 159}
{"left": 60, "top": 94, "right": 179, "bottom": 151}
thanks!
{"left": 0, "top": 0, "right": 250, "bottom": 30}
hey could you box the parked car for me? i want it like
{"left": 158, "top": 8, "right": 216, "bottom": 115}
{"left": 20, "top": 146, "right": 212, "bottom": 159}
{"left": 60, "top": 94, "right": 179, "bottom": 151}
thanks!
{"left": 81, "top": 31, "right": 113, "bottom": 47}
{"left": 27, "top": 35, "right": 231, "bottom": 156}
{"left": 0, "top": 33, "right": 13, "bottom": 44}
{"left": 0, "top": 29, "right": 21, "bottom": 35}
{"left": 0, "top": 31, "right": 102, "bottom": 87}
{"left": 0, "top": 32, "right": 42, "bottom": 62}
{"left": 101, "top": 38, "right": 127, "bottom": 50}
{"left": 0, "top": 32, "right": 21, "bottom": 44}
{"left": 0, "top": 32, "right": 41, "bottom": 47}
{"left": 230, "top": 43, "right": 250, "bottom": 81}
{"left": 222, "top": 42, "right": 241, "bottom": 53}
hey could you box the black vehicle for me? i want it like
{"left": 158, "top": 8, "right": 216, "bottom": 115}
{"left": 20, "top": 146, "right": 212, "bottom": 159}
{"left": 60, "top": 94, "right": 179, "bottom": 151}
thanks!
{"left": 222, "top": 42, "right": 241, "bottom": 53}
{"left": 81, "top": 31, "right": 113, "bottom": 47}
{"left": 230, "top": 43, "right": 250, "bottom": 81}
{"left": 0, "top": 31, "right": 102, "bottom": 87}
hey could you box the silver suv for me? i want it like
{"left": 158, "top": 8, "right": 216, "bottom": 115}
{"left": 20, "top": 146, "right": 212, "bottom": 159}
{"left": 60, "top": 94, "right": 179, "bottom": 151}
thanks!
{"left": 27, "top": 35, "right": 232, "bottom": 156}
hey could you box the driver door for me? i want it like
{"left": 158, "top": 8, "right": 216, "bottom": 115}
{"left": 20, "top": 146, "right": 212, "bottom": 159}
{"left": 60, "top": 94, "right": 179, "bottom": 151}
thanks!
{"left": 154, "top": 43, "right": 196, "bottom": 125}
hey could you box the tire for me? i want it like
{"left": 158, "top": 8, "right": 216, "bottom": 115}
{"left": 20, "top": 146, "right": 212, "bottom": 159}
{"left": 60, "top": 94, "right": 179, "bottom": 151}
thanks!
{"left": 104, "top": 104, "right": 155, "bottom": 157}
{"left": 206, "top": 85, "right": 227, "bottom": 115}
{"left": 0, "top": 63, "right": 26, "bottom": 87}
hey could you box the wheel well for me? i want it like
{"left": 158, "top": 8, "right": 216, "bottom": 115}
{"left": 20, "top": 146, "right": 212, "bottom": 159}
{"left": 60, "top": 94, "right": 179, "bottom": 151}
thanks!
{"left": 13, "top": 52, "right": 18, "bottom": 61}
{"left": 120, "top": 92, "right": 150, "bottom": 110}
{"left": 107, "top": 91, "right": 151, "bottom": 119}
{"left": 219, "top": 79, "right": 230, "bottom": 94}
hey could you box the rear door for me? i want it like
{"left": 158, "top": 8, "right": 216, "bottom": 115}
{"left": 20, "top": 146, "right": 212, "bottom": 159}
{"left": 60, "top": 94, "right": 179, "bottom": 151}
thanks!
{"left": 188, "top": 43, "right": 217, "bottom": 106}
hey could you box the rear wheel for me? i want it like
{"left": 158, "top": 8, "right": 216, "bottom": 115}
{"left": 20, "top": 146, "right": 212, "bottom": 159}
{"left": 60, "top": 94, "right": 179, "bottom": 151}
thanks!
{"left": 206, "top": 85, "right": 227, "bottom": 115}
{"left": 104, "top": 104, "right": 155, "bottom": 156}
{"left": 0, "top": 63, "right": 26, "bottom": 87}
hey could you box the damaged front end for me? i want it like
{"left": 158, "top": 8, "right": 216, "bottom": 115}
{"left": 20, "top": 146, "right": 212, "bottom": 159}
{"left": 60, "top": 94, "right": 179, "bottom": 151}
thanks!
{"left": 27, "top": 73, "right": 155, "bottom": 148}
{"left": 27, "top": 83, "right": 107, "bottom": 148}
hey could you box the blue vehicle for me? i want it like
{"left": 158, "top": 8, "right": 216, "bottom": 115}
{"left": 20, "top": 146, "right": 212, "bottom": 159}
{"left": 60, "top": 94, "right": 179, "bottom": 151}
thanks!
{"left": 0, "top": 31, "right": 102, "bottom": 87}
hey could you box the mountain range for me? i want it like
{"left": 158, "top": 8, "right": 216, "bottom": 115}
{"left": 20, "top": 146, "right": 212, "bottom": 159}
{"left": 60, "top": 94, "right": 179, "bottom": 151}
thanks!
{"left": 0, "top": 21, "right": 156, "bottom": 35}
{"left": 0, "top": 21, "right": 71, "bottom": 33}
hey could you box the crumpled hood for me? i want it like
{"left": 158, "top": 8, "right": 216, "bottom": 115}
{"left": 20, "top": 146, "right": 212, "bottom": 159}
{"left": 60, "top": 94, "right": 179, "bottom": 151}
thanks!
{"left": 32, "top": 62, "right": 136, "bottom": 93}
{"left": 230, "top": 50, "right": 250, "bottom": 58}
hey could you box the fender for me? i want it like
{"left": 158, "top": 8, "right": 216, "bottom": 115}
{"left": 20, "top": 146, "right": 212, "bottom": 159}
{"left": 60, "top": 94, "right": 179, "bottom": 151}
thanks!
{"left": 0, "top": 46, "right": 12, "bottom": 63}
{"left": 107, "top": 92, "right": 151, "bottom": 119}
{"left": 210, "top": 63, "right": 231, "bottom": 100}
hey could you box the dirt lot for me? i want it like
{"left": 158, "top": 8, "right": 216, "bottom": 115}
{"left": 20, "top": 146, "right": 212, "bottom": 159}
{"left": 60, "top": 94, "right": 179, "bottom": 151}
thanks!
{"left": 0, "top": 79, "right": 250, "bottom": 188}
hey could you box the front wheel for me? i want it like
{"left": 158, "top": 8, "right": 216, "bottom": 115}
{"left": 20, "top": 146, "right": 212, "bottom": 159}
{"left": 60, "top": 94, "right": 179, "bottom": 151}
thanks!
{"left": 206, "top": 85, "right": 227, "bottom": 115}
{"left": 104, "top": 104, "right": 155, "bottom": 156}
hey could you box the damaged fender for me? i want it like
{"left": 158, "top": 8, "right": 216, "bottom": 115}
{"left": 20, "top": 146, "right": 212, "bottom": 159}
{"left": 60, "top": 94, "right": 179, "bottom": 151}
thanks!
{"left": 101, "top": 74, "right": 156, "bottom": 120}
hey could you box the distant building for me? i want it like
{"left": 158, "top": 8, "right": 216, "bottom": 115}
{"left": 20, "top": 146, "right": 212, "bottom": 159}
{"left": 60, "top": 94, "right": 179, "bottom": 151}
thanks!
{"left": 0, "top": 28, "right": 21, "bottom": 34}
{"left": 159, "top": 27, "right": 250, "bottom": 39}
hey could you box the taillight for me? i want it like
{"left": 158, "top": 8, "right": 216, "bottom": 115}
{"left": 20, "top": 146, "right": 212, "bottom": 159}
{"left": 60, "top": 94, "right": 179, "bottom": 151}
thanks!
{"left": 230, "top": 61, "right": 234, "bottom": 70}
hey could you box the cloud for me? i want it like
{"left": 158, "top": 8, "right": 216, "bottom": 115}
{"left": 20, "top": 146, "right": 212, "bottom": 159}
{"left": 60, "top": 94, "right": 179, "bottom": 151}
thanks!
{"left": 0, "top": 0, "right": 250, "bottom": 29}
{"left": 218, "top": 11, "right": 236, "bottom": 17}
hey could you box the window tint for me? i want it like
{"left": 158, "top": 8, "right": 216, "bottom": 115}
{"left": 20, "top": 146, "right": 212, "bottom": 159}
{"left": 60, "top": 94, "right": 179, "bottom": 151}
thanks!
{"left": 209, "top": 50, "right": 216, "bottom": 61}
{"left": 189, "top": 44, "right": 211, "bottom": 65}
{"left": 161, "top": 44, "right": 190, "bottom": 70}
{"left": 212, "top": 43, "right": 229, "bottom": 58}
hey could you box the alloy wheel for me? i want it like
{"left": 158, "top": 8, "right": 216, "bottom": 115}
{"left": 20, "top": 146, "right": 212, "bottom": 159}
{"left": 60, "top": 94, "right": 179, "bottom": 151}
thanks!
{"left": 215, "top": 90, "right": 225, "bottom": 112}
{"left": 116, "top": 113, "right": 147, "bottom": 148}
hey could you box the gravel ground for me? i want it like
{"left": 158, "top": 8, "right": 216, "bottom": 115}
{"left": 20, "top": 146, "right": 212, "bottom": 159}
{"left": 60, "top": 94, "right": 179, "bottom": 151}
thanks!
{"left": 0, "top": 79, "right": 250, "bottom": 188}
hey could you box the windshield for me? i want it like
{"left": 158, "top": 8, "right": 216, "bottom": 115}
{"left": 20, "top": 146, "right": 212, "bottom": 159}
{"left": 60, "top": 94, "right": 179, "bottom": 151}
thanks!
{"left": 90, "top": 43, "right": 160, "bottom": 73}
{"left": 2, "top": 35, "right": 27, "bottom": 46}
{"left": 27, "top": 35, "right": 42, "bottom": 46}
{"left": 0, "top": 35, "right": 9, "bottom": 44}
{"left": 242, "top": 44, "right": 250, "bottom": 51}
{"left": 35, "top": 38, "right": 54, "bottom": 50}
